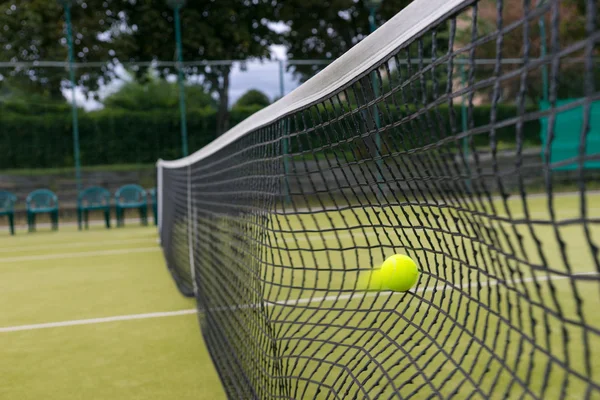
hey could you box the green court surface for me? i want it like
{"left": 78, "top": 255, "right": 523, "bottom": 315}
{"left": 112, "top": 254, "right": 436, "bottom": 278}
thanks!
{"left": 1, "top": 192, "right": 599, "bottom": 399}
{"left": 199, "top": 191, "right": 600, "bottom": 398}
{"left": 0, "top": 226, "right": 225, "bottom": 400}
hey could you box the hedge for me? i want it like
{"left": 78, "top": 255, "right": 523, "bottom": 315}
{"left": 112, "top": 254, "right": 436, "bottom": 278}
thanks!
{"left": 289, "top": 103, "right": 542, "bottom": 157}
{"left": 0, "top": 106, "right": 262, "bottom": 169}
{"left": 0, "top": 103, "right": 541, "bottom": 169}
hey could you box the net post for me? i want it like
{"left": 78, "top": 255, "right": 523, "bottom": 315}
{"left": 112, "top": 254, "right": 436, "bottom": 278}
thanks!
{"left": 187, "top": 164, "right": 198, "bottom": 296}
{"left": 156, "top": 160, "right": 164, "bottom": 244}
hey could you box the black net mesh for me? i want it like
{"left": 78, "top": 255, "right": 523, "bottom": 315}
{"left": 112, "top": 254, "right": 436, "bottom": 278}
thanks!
{"left": 159, "top": 0, "right": 600, "bottom": 398}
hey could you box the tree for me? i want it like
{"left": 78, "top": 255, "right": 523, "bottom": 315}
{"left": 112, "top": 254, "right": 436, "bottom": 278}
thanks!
{"left": 234, "top": 89, "right": 271, "bottom": 108}
{"left": 275, "top": 0, "right": 413, "bottom": 83}
{"left": 103, "top": 70, "right": 216, "bottom": 111}
{"left": 0, "top": 0, "right": 121, "bottom": 100}
{"left": 115, "top": 0, "right": 279, "bottom": 135}
{"left": 0, "top": 83, "right": 72, "bottom": 115}
{"left": 455, "top": 0, "right": 598, "bottom": 102}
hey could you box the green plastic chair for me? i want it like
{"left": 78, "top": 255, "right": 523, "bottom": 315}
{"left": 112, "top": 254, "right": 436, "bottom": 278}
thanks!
{"left": 78, "top": 186, "right": 111, "bottom": 230}
{"left": 0, "top": 190, "right": 17, "bottom": 235}
{"left": 540, "top": 99, "right": 600, "bottom": 170}
{"left": 149, "top": 188, "right": 158, "bottom": 226}
{"left": 26, "top": 189, "right": 59, "bottom": 232}
{"left": 115, "top": 184, "right": 148, "bottom": 227}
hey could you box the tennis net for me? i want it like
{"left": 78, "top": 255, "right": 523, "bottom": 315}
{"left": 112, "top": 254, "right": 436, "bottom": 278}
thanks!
{"left": 157, "top": 0, "right": 600, "bottom": 398}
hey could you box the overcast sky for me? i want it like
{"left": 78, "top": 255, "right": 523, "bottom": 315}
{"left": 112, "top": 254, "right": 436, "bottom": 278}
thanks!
{"left": 68, "top": 45, "right": 302, "bottom": 111}
{"left": 66, "top": 23, "right": 304, "bottom": 110}
{"left": 229, "top": 45, "right": 301, "bottom": 104}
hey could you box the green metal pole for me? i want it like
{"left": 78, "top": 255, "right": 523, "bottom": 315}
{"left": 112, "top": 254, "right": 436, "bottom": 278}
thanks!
{"left": 279, "top": 60, "right": 290, "bottom": 204}
{"left": 538, "top": 19, "right": 549, "bottom": 103}
{"left": 63, "top": 4, "right": 82, "bottom": 192}
{"left": 278, "top": 60, "right": 285, "bottom": 100}
{"left": 282, "top": 120, "right": 291, "bottom": 204}
{"left": 459, "top": 63, "right": 471, "bottom": 193}
{"left": 537, "top": 0, "right": 549, "bottom": 103}
{"left": 537, "top": 0, "right": 550, "bottom": 166}
{"left": 369, "top": 6, "right": 383, "bottom": 189}
{"left": 173, "top": 5, "right": 188, "bottom": 157}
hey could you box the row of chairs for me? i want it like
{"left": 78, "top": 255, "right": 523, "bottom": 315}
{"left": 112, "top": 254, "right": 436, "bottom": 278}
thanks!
{"left": 0, "top": 184, "right": 157, "bottom": 235}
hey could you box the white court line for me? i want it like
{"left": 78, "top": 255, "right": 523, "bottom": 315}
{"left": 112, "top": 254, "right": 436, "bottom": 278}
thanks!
{"left": 285, "top": 191, "right": 600, "bottom": 213}
{"left": 0, "top": 310, "right": 197, "bottom": 333}
{"left": 1, "top": 272, "right": 596, "bottom": 333}
{"left": 213, "top": 271, "right": 599, "bottom": 312}
{"left": 0, "top": 247, "right": 160, "bottom": 263}
{"left": 283, "top": 208, "right": 600, "bottom": 244}
{"left": 0, "top": 238, "right": 156, "bottom": 254}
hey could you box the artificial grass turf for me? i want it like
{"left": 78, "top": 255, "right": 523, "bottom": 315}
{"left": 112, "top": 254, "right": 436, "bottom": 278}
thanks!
{"left": 2, "top": 191, "right": 598, "bottom": 398}
{"left": 1, "top": 316, "right": 225, "bottom": 400}
{"left": 0, "top": 225, "right": 225, "bottom": 400}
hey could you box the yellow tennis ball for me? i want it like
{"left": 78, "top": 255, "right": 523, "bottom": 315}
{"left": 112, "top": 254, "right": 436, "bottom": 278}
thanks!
{"left": 380, "top": 254, "right": 419, "bottom": 292}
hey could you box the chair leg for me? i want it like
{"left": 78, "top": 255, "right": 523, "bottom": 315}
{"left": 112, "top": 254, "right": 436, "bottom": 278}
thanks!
{"left": 8, "top": 213, "right": 14, "bottom": 235}
{"left": 30, "top": 213, "right": 36, "bottom": 232}
{"left": 105, "top": 209, "right": 111, "bottom": 229}
{"left": 153, "top": 203, "right": 158, "bottom": 226}
{"left": 77, "top": 209, "right": 82, "bottom": 230}
{"left": 84, "top": 210, "right": 89, "bottom": 229}
{"left": 140, "top": 206, "right": 147, "bottom": 226}
{"left": 116, "top": 207, "right": 122, "bottom": 228}
{"left": 52, "top": 211, "right": 58, "bottom": 231}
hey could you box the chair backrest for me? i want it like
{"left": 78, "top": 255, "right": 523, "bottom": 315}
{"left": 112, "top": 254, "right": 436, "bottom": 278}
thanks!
{"left": 78, "top": 186, "right": 111, "bottom": 207}
{"left": 115, "top": 184, "right": 147, "bottom": 205}
{"left": 540, "top": 99, "right": 600, "bottom": 170}
{"left": 26, "top": 189, "right": 58, "bottom": 210}
{"left": 0, "top": 190, "right": 17, "bottom": 212}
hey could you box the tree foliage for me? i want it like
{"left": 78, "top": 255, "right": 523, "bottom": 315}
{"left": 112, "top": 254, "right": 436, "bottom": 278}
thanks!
{"left": 455, "top": 0, "right": 598, "bottom": 102}
{"left": 0, "top": 0, "right": 278, "bottom": 135}
{"left": 0, "top": 0, "right": 121, "bottom": 99}
{"left": 234, "top": 89, "right": 271, "bottom": 108}
{"left": 275, "top": 0, "right": 412, "bottom": 82}
{"left": 114, "top": 0, "right": 279, "bottom": 135}
{"left": 103, "top": 72, "right": 216, "bottom": 112}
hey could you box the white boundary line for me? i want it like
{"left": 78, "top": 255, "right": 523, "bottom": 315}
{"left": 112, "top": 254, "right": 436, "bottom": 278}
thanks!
{"left": 0, "top": 247, "right": 160, "bottom": 263}
{"left": 0, "top": 238, "right": 156, "bottom": 253}
{"left": 0, "top": 310, "right": 197, "bottom": 333}
{"left": 282, "top": 207, "right": 600, "bottom": 244}
{"left": 1, "top": 272, "right": 596, "bottom": 333}
{"left": 284, "top": 194, "right": 600, "bottom": 218}
{"left": 212, "top": 271, "right": 598, "bottom": 312}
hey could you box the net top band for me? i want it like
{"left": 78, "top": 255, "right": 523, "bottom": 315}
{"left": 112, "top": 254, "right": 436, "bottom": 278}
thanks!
{"left": 156, "top": 0, "right": 469, "bottom": 169}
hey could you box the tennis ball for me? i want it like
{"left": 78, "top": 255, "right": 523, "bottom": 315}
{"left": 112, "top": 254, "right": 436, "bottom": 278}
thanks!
{"left": 358, "top": 269, "right": 384, "bottom": 291}
{"left": 380, "top": 254, "right": 419, "bottom": 292}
